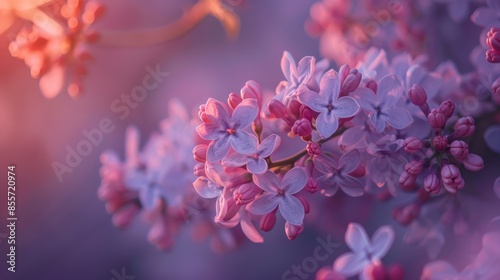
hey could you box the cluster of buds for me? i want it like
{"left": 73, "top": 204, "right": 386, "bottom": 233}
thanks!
{"left": 8, "top": 0, "right": 105, "bottom": 97}
{"left": 401, "top": 85, "right": 484, "bottom": 194}
{"left": 486, "top": 27, "right": 500, "bottom": 63}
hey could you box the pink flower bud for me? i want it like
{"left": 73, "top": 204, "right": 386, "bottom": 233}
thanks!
{"left": 463, "top": 153, "right": 484, "bottom": 172}
{"left": 403, "top": 137, "right": 422, "bottom": 153}
{"left": 198, "top": 104, "right": 210, "bottom": 123}
{"left": 387, "top": 264, "right": 405, "bottom": 280}
{"left": 233, "top": 183, "right": 261, "bottom": 205}
{"left": 366, "top": 80, "right": 378, "bottom": 93}
{"left": 342, "top": 68, "right": 362, "bottom": 93}
{"left": 240, "top": 80, "right": 262, "bottom": 104}
{"left": 487, "top": 27, "right": 500, "bottom": 51}
{"left": 441, "top": 164, "right": 464, "bottom": 193}
{"left": 349, "top": 165, "right": 366, "bottom": 178}
{"left": 339, "top": 64, "right": 351, "bottom": 83}
{"left": 369, "top": 263, "right": 387, "bottom": 280}
{"left": 408, "top": 84, "right": 427, "bottom": 106}
{"left": 193, "top": 163, "right": 206, "bottom": 177}
{"left": 454, "top": 117, "right": 475, "bottom": 138}
{"left": 307, "top": 142, "right": 321, "bottom": 155}
{"left": 300, "top": 105, "right": 314, "bottom": 121}
{"left": 393, "top": 203, "right": 420, "bottom": 226}
{"left": 227, "top": 92, "right": 242, "bottom": 109}
{"left": 437, "top": 100, "right": 455, "bottom": 119}
{"left": 292, "top": 118, "right": 312, "bottom": 137}
{"left": 449, "top": 140, "right": 469, "bottom": 160}
{"left": 487, "top": 49, "right": 500, "bottom": 63}
{"left": 405, "top": 160, "right": 423, "bottom": 176}
{"left": 268, "top": 99, "right": 288, "bottom": 119}
{"left": 428, "top": 108, "right": 446, "bottom": 131}
{"left": 305, "top": 177, "right": 319, "bottom": 193}
{"left": 289, "top": 99, "right": 302, "bottom": 119}
{"left": 216, "top": 196, "right": 240, "bottom": 222}
{"left": 399, "top": 171, "right": 417, "bottom": 191}
{"left": 424, "top": 174, "right": 440, "bottom": 194}
{"left": 285, "top": 222, "right": 304, "bottom": 240}
{"left": 296, "top": 195, "right": 310, "bottom": 214}
{"left": 432, "top": 135, "right": 448, "bottom": 152}
{"left": 260, "top": 212, "right": 276, "bottom": 232}
{"left": 193, "top": 144, "right": 208, "bottom": 162}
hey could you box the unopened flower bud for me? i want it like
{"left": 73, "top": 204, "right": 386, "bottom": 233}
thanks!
{"left": 441, "top": 164, "right": 464, "bottom": 193}
{"left": 260, "top": 212, "right": 276, "bottom": 232}
{"left": 227, "top": 92, "right": 242, "bottom": 109}
{"left": 269, "top": 99, "right": 288, "bottom": 119}
{"left": 342, "top": 68, "right": 362, "bottom": 93}
{"left": 306, "top": 142, "right": 321, "bottom": 155}
{"left": 486, "top": 49, "right": 500, "bottom": 63}
{"left": 405, "top": 160, "right": 423, "bottom": 175}
{"left": 193, "top": 144, "right": 208, "bottom": 162}
{"left": 234, "top": 183, "right": 261, "bottom": 205}
{"left": 198, "top": 104, "right": 210, "bottom": 123}
{"left": 487, "top": 27, "right": 500, "bottom": 51}
{"left": 240, "top": 80, "right": 262, "bottom": 104}
{"left": 424, "top": 174, "right": 440, "bottom": 194}
{"left": 285, "top": 222, "right": 304, "bottom": 240}
{"left": 403, "top": 137, "right": 422, "bottom": 153}
{"left": 399, "top": 171, "right": 417, "bottom": 191}
{"left": 428, "top": 108, "right": 446, "bottom": 131}
{"left": 349, "top": 165, "right": 366, "bottom": 177}
{"left": 305, "top": 177, "right": 319, "bottom": 193}
{"left": 463, "top": 153, "right": 484, "bottom": 171}
{"left": 432, "top": 135, "right": 448, "bottom": 152}
{"left": 408, "top": 84, "right": 427, "bottom": 106}
{"left": 300, "top": 105, "right": 314, "bottom": 121}
{"left": 449, "top": 140, "right": 469, "bottom": 160}
{"left": 296, "top": 196, "right": 310, "bottom": 214}
{"left": 437, "top": 100, "right": 455, "bottom": 119}
{"left": 387, "top": 264, "right": 405, "bottom": 280}
{"left": 454, "top": 117, "right": 475, "bottom": 138}
{"left": 193, "top": 163, "right": 206, "bottom": 177}
{"left": 292, "top": 118, "right": 312, "bottom": 137}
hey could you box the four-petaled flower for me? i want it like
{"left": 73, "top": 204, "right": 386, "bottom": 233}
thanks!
{"left": 298, "top": 69, "right": 361, "bottom": 138}
{"left": 280, "top": 51, "right": 316, "bottom": 100}
{"left": 353, "top": 74, "right": 414, "bottom": 133}
{"left": 314, "top": 150, "right": 364, "bottom": 197}
{"left": 247, "top": 167, "right": 307, "bottom": 225}
{"left": 222, "top": 134, "right": 281, "bottom": 174}
{"left": 334, "top": 223, "right": 395, "bottom": 279}
{"left": 197, "top": 98, "right": 258, "bottom": 162}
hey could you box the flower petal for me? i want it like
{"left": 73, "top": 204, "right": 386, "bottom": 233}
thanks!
{"left": 471, "top": 8, "right": 500, "bottom": 27}
{"left": 247, "top": 157, "right": 268, "bottom": 174}
{"left": 193, "top": 177, "right": 222, "bottom": 198}
{"left": 252, "top": 171, "right": 280, "bottom": 193}
{"left": 371, "top": 225, "right": 395, "bottom": 259}
{"left": 282, "top": 167, "right": 307, "bottom": 194}
{"left": 232, "top": 98, "right": 258, "bottom": 129}
{"left": 278, "top": 195, "right": 305, "bottom": 225}
{"left": 339, "top": 176, "right": 364, "bottom": 197}
{"left": 257, "top": 134, "right": 281, "bottom": 158}
{"left": 370, "top": 113, "right": 386, "bottom": 133}
{"left": 231, "top": 131, "right": 257, "bottom": 155}
{"left": 246, "top": 193, "right": 279, "bottom": 215}
{"left": 320, "top": 69, "right": 341, "bottom": 101}
{"left": 333, "top": 96, "right": 360, "bottom": 118}
{"left": 345, "top": 223, "right": 371, "bottom": 253}
{"left": 313, "top": 154, "right": 338, "bottom": 174}
{"left": 340, "top": 149, "right": 361, "bottom": 174}
{"left": 298, "top": 90, "right": 326, "bottom": 112}
{"left": 207, "top": 136, "right": 231, "bottom": 162}
{"left": 316, "top": 111, "right": 339, "bottom": 138}
{"left": 352, "top": 87, "right": 377, "bottom": 112}
{"left": 333, "top": 252, "right": 367, "bottom": 277}
{"left": 240, "top": 211, "right": 264, "bottom": 243}
{"left": 377, "top": 74, "right": 402, "bottom": 104}
{"left": 318, "top": 175, "right": 339, "bottom": 197}
{"left": 196, "top": 123, "right": 225, "bottom": 140}
{"left": 281, "top": 51, "right": 298, "bottom": 82}
{"left": 222, "top": 153, "right": 250, "bottom": 167}
{"left": 205, "top": 98, "right": 230, "bottom": 126}
{"left": 297, "top": 56, "right": 315, "bottom": 82}
{"left": 384, "top": 108, "right": 414, "bottom": 129}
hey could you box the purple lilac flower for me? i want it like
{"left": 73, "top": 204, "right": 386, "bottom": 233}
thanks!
{"left": 313, "top": 150, "right": 365, "bottom": 197}
{"left": 197, "top": 98, "right": 258, "bottom": 162}
{"left": 298, "top": 69, "right": 360, "bottom": 138}
{"left": 353, "top": 74, "right": 414, "bottom": 133}
{"left": 333, "top": 223, "right": 395, "bottom": 279}
{"left": 222, "top": 134, "right": 281, "bottom": 174}
{"left": 247, "top": 167, "right": 307, "bottom": 226}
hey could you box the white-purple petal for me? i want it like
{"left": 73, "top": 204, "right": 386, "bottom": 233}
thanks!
{"left": 345, "top": 223, "right": 371, "bottom": 253}
{"left": 385, "top": 108, "right": 414, "bottom": 129}
{"left": 247, "top": 157, "right": 268, "bottom": 174}
{"left": 333, "top": 96, "right": 360, "bottom": 118}
{"left": 281, "top": 51, "right": 298, "bottom": 83}
{"left": 377, "top": 74, "right": 402, "bottom": 103}
{"left": 231, "top": 131, "right": 257, "bottom": 155}
{"left": 207, "top": 136, "right": 231, "bottom": 162}
{"left": 232, "top": 98, "right": 258, "bottom": 129}
{"left": 282, "top": 167, "right": 307, "bottom": 194}
{"left": 193, "top": 177, "right": 222, "bottom": 198}
{"left": 205, "top": 98, "right": 230, "bottom": 126}
{"left": 246, "top": 193, "right": 279, "bottom": 215}
{"left": 196, "top": 123, "right": 224, "bottom": 140}
{"left": 278, "top": 195, "right": 305, "bottom": 225}
{"left": 320, "top": 69, "right": 341, "bottom": 102}
{"left": 252, "top": 171, "right": 280, "bottom": 193}
{"left": 316, "top": 111, "right": 339, "bottom": 138}
{"left": 371, "top": 225, "right": 395, "bottom": 259}
{"left": 370, "top": 113, "right": 386, "bottom": 133}
{"left": 298, "top": 90, "right": 326, "bottom": 113}
{"left": 333, "top": 252, "right": 367, "bottom": 277}
{"left": 339, "top": 149, "right": 361, "bottom": 174}
{"left": 240, "top": 210, "right": 264, "bottom": 243}
{"left": 339, "top": 176, "right": 364, "bottom": 197}
{"left": 222, "top": 153, "right": 250, "bottom": 167}
{"left": 257, "top": 134, "right": 281, "bottom": 158}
